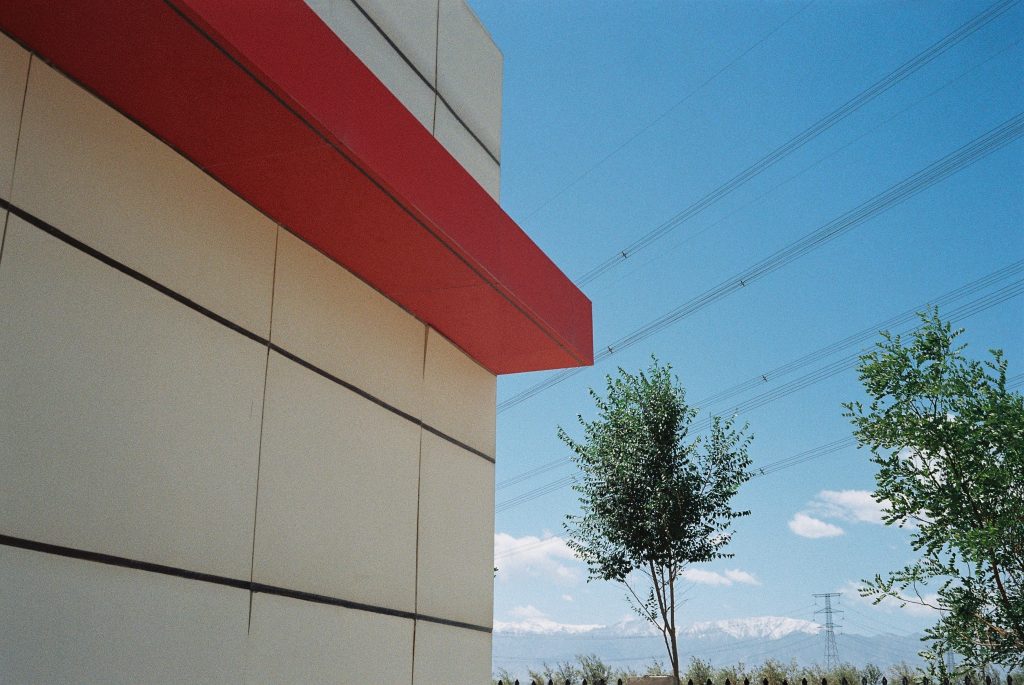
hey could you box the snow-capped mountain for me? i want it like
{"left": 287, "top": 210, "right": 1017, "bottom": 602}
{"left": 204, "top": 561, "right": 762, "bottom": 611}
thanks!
{"left": 684, "top": 616, "right": 823, "bottom": 640}
{"left": 495, "top": 615, "right": 822, "bottom": 639}
{"left": 492, "top": 615, "right": 925, "bottom": 674}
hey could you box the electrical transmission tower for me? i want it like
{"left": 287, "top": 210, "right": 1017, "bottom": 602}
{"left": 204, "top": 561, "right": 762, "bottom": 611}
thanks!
{"left": 813, "top": 593, "right": 843, "bottom": 670}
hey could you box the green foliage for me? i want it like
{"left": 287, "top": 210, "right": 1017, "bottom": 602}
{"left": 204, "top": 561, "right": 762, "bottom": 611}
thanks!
{"left": 750, "top": 657, "right": 800, "bottom": 685}
{"left": 887, "top": 661, "right": 918, "bottom": 685}
{"left": 494, "top": 666, "right": 517, "bottom": 684}
{"left": 515, "top": 654, "right": 624, "bottom": 684}
{"left": 844, "top": 310, "right": 1024, "bottom": 670}
{"left": 645, "top": 660, "right": 669, "bottom": 676}
{"left": 578, "top": 653, "right": 616, "bottom": 682}
{"left": 714, "top": 662, "right": 747, "bottom": 685}
{"left": 686, "top": 657, "right": 716, "bottom": 685}
{"left": 831, "top": 662, "right": 863, "bottom": 685}
{"left": 525, "top": 666, "right": 548, "bottom": 684}
{"left": 560, "top": 359, "right": 753, "bottom": 683}
{"left": 792, "top": 662, "right": 827, "bottom": 685}
{"left": 496, "top": 657, "right": 1016, "bottom": 685}
{"left": 862, "top": 663, "right": 884, "bottom": 685}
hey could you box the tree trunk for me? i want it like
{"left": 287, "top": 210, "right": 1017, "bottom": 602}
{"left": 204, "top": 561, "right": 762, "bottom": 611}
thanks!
{"left": 670, "top": 629, "right": 680, "bottom": 685}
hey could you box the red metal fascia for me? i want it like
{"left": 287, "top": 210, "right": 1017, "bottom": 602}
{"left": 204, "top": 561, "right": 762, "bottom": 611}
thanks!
{"left": 0, "top": 0, "right": 593, "bottom": 374}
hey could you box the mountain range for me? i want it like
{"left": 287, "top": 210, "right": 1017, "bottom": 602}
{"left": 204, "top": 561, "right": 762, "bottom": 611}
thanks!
{"left": 493, "top": 616, "right": 926, "bottom": 674}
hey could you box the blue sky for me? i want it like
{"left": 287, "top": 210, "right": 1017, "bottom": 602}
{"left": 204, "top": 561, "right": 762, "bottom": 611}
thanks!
{"left": 469, "top": 0, "right": 1023, "bottom": 647}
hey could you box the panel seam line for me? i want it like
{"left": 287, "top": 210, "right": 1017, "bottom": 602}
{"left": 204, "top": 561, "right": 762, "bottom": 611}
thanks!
{"left": 0, "top": 198, "right": 495, "bottom": 465}
{"left": 0, "top": 534, "right": 491, "bottom": 633}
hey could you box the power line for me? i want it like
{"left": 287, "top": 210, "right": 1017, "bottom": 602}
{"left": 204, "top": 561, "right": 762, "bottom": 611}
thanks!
{"left": 495, "top": 372, "right": 1024, "bottom": 532}
{"left": 498, "top": 458, "right": 573, "bottom": 491}
{"left": 694, "top": 261, "right": 1024, "bottom": 409}
{"left": 496, "top": 291, "right": 1024, "bottom": 516}
{"left": 497, "top": 111, "right": 1024, "bottom": 414}
{"left": 497, "top": 475, "right": 577, "bottom": 513}
{"left": 521, "top": 0, "right": 817, "bottom": 221}
{"left": 497, "top": 370, "right": 1024, "bottom": 514}
{"left": 494, "top": 435, "right": 849, "bottom": 516}
{"left": 493, "top": 436, "right": 849, "bottom": 516}
{"left": 497, "top": 261, "right": 1024, "bottom": 493}
{"left": 842, "top": 604, "right": 921, "bottom": 637}
{"left": 572, "top": 0, "right": 1021, "bottom": 287}
{"left": 690, "top": 278, "right": 1024, "bottom": 432}
{"left": 585, "top": 35, "right": 1024, "bottom": 304}
{"left": 494, "top": 534, "right": 569, "bottom": 561}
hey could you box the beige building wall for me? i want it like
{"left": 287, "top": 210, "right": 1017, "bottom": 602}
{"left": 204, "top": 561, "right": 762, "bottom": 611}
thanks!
{"left": 306, "top": 0, "right": 503, "bottom": 199}
{"left": 0, "top": 11, "right": 498, "bottom": 681}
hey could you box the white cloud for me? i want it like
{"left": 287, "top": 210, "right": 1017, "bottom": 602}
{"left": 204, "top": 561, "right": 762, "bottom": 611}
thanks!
{"left": 494, "top": 605, "right": 604, "bottom": 635}
{"left": 561, "top": 594, "right": 574, "bottom": 602}
{"left": 682, "top": 568, "right": 732, "bottom": 586}
{"left": 811, "top": 489, "right": 887, "bottom": 524}
{"left": 789, "top": 489, "right": 891, "bottom": 539}
{"left": 724, "top": 569, "right": 762, "bottom": 586}
{"left": 789, "top": 513, "right": 845, "bottom": 538}
{"left": 681, "top": 567, "right": 761, "bottom": 587}
{"left": 493, "top": 533, "right": 581, "bottom": 583}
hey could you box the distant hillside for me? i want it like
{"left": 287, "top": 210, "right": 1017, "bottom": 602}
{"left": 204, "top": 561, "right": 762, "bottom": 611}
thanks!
{"left": 493, "top": 616, "right": 926, "bottom": 674}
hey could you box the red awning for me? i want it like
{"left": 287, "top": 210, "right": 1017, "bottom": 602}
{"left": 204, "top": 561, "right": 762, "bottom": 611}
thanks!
{"left": 0, "top": 0, "right": 592, "bottom": 375}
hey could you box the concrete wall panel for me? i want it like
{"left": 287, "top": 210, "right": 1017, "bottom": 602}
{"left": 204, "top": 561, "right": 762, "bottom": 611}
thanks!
{"left": 436, "top": 0, "right": 502, "bottom": 159}
{"left": 10, "top": 61, "right": 277, "bottom": 337}
{"left": 0, "top": 33, "right": 29, "bottom": 201}
{"left": 306, "top": 0, "right": 435, "bottom": 131}
{"left": 253, "top": 351, "right": 420, "bottom": 612}
{"left": 0, "top": 217, "right": 265, "bottom": 579}
{"left": 272, "top": 228, "right": 426, "bottom": 418}
{"left": 412, "top": 620, "right": 492, "bottom": 685}
{"left": 355, "top": 0, "right": 440, "bottom": 86}
{"left": 247, "top": 593, "right": 414, "bottom": 684}
{"left": 434, "top": 100, "right": 501, "bottom": 200}
{"left": 416, "top": 431, "right": 494, "bottom": 627}
{"left": 423, "top": 327, "right": 496, "bottom": 457}
{"left": 0, "top": 545, "right": 248, "bottom": 684}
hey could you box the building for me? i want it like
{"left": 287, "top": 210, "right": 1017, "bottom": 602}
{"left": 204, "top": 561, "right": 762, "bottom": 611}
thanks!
{"left": 0, "top": 1, "right": 592, "bottom": 682}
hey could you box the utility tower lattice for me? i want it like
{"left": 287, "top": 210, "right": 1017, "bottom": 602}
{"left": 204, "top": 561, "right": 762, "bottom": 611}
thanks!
{"left": 813, "top": 592, "right": 843, "bottom": 670}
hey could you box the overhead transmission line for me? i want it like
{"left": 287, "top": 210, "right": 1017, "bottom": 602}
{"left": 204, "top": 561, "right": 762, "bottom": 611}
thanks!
{"left": 498, "top": 112, "right": 1024, "bottom": 414}
{"left": 496, "top": 375, "right": 1024, "bottom": 564}
{"left": 586, "top": 33, "right": 1024, "bottom": 303}
{"left": 497, "top": 264, "right": 1024, "bottom": 494}
{"left": 494, "top": 435, "right": 852, "bottom": 515}
{"left": 522, "top": 0, "right": 816, "bottom": 221}
{"left": 572, "top": 0, "right": 1021, "bottom": 287}
{"left": 497, "top": 259, "right": 1024, "bottom": 493}
{"left": 495, "top": 373, "right": 1024, "bottom": 519}
{"left": 691, "top": 278, "right": 1024, "bottom": 432}
{"left": 694, "top": 260, "right": 1024, "bottom": 408}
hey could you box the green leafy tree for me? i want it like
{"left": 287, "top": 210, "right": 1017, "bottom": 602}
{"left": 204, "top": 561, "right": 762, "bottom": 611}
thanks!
{"left": 494, "top": 666, "right": 517, "bottom": 684}
{"left": 560, "top": 359, "right": 754, "bottom": 685}
{"left": 751, "top": 657, "right": 798, "bottom": 685}
{"left": 830, "top": 662, "right": 862, "bottom": 685}
{"left": 578, "top": 653, "right": 616, "bottom": 683}
{"left": 526, "top": 666, "right": 549, "bottom": 684}
{"left": 714, "top": 662, "right": 747, "bottom": 685}
{"left": 862, "top": 663, "right": 884, "bottom": 685}
{"left": 644, "top": 659, "right": 669, "bottom": 677}
{"left": 685, "top": 657, "right": 715, "bottom": 685}
{"left": 793, "top": 663, "right": 826, "bottom": 685}
{"left": 887, "top": 661, "right": 918, "bottom": 685}
{"left": 844, "top": 310, "right": 1024, "bottom": 671}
